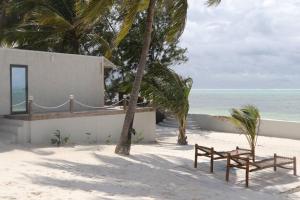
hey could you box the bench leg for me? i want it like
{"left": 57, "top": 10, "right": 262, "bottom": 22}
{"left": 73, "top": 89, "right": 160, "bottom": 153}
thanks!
{"left": 246, "top": 158, "right": 249, "bottom": 187}
{"left": 194, "top": 145, "right": 198, "bottom": 168}
{"left": 226, "top": 154, "right": 230, "bottom": 182}
{"left": 210, "top": 148, "right": 214, "bottom": 173}
{"left": 274, "top": 153, "right": 277, "bottom": 171}
{"left": 294, "top": 157, "right": 297, "bottom": 176}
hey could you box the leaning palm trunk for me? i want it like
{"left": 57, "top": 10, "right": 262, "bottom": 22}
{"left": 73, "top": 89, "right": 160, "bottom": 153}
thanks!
{"left": 115, "top": 0, "right": 156, "bottom": 155}
{"left": 177, "top": 116, "right": 187, "bottom": 145}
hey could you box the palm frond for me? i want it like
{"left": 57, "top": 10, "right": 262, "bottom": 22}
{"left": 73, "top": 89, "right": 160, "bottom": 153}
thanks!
{"left": 164, "top": 0, "right": 187, "bottom": 42}
{"left": 207, "top": 0, "right": 221, "bottom": 6}
{"left": 81, "top": 0, "right": 114, "bottom": 27}
{"left": 230, "top": 105, "right": 261, "bottom": 149}
{"left": 114, "top": 0, "right": 150, "bottom": 47}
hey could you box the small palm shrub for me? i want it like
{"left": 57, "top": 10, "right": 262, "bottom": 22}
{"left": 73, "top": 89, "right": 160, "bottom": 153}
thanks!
{"left": 141, "top": 63, "right": 193, "bottom": 145}
{"left": 230, "top": 105, "right": 261, "bottom": 159}
{"left": 51, "top": 130, "right": 70, "bottom": 147}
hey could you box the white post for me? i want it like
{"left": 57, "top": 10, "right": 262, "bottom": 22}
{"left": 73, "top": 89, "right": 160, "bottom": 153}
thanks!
{"left": 28, "top": 96, "right": 34, "bottom": 115}
{"left": 69, "top": 95, "right": 74, "bottom": 113}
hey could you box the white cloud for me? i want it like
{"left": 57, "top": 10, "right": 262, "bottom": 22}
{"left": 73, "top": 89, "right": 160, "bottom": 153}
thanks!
{"left": 175, "top": 0, "right": 300, "bottom": 88}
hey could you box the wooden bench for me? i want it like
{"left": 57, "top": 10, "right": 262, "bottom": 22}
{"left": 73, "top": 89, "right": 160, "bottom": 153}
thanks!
{"left": 226, "top": 153, "right": 297, "bottom": 187}
{"left": 194, "top": 144, "right": 253, "bottom": 173}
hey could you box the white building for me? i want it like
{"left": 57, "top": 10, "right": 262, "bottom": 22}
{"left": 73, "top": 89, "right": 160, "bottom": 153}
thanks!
{"left": 0, "top": 48, "right": 156, "bottom": 144}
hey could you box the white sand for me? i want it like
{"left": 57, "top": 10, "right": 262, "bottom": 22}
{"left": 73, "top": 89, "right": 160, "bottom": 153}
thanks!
{"left": 0, "top": 126, "right": 299, "bottom": 200}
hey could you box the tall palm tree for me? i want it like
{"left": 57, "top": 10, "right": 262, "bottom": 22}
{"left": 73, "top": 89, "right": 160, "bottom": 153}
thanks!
{"left": 142, "top": 63, "right": 193, "bottom": 145}
{"left": 230, "top": 105, "right": 261, "bottom": 160}
{"left": 1, "top": 0, "right": 114, "bottom": 54}
{"left": 103, "top": 0, "right": 221, "bottom": 155}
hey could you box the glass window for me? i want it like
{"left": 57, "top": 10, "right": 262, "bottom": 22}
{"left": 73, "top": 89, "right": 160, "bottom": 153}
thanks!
{"left": 11, "top": 65, "right": 28, "bottom": 114}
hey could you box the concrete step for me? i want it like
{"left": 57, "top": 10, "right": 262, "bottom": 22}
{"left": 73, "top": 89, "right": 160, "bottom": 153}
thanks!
{"left": 161, "top": 120, "right": 200, "bottom": 126}
{"left": 158, "top": 122, "right": 202, "bottom": 129}
{"left": 158, "top": 115, "right": 201, "bottom": 130}
{"left": 163, "top": 117, "right": 194, "bottom": 122}
{"left": 0, "top": 131, "right": 17, "bottom": 144}
{"left": 157, "top": 123, "right": 201, "bottom": 130}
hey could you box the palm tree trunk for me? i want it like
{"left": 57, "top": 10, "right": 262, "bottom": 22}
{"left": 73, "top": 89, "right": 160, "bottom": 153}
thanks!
{"left": 115, "top": 0, "right": 156, "bottom": 155}
{"left": 251, "top": 142, "right": 255, "bottom": 162}
{"left": 177, "top": 117, "right": 187, "bottom": 145}
{"left": 0, "top": 0, "right": 7, "bottom": 30}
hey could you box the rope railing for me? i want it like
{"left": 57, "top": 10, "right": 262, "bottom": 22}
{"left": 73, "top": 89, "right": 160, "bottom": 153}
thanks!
{"left": 26, "top": 95, "right": 149, "bottom": 115}
{"left": 74, "top": 99, "right": 124, "bottom": 109}
{"left": 33, "top": 100, "right": 69, "bottom": 110}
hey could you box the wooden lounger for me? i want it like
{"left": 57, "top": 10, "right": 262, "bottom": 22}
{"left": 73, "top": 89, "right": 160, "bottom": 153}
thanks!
{"left": 226, "top": 153, "right": 297, "bottom": 187}
{"left": 194, "top": 144, "right": 253, "bottom": 173}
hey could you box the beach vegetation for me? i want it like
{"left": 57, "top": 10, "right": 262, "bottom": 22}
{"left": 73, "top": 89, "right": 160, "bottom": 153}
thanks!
{"left": 230, "top": 105, "right": 261, "bottom": 158}
{"left": 112, "top": 0, "right": 190, "bottom": 155}
{"left": 51, "top": 130, "right": 70, "bottom": 147}
{"left": 0, "top": 0, "right": 114, "bottom": 54}
{"left": 142, "top": 63, "right": 193, "bottom": 145}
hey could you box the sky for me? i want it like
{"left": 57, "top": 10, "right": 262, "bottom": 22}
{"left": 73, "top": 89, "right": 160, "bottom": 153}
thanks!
{"left": 174, "top": 0, "right": 300, "bottom": 89}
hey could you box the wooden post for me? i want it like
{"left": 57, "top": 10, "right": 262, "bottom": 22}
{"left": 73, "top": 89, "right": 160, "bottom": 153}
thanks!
{"left": 69, "top": 95, "right": 74, "bottom": 113}
{"left": 246, "top": 157, "right": 249, "bottom": 187}
{"left": 210, "top": 147, "right": 214, "bottom": 173}
{"left": 293, "top": 157, "right": 297, "bottom": 176}
{"left": 123, "top": 95, "right": 127, "bottom": 110}
{"left": 28, "top": 96, "right": 33, "bottom": 116}
{"left": 194, "top": 144, "right": 198, "bottom": 168}
{"left": 274, "top": 153, "right": 277, "bottom": 171}
{"left": 226, "top": 153, "right": 230, "bottom": 182}
{"left": 252, "top": 147, "right": 255, "bottom": 162}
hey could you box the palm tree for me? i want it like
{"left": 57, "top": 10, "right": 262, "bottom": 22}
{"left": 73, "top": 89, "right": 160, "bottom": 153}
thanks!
{"left": 230, "top": 105, "right": 261, "bottom": 160}
{"left": 105, "top": 0, "right": 221, "bottom": 155}
{"left": 142, "top": 64, "right": 193, "bottom": 145}
{"left": 0, "top": 0, "right": 114, "bottom": 54}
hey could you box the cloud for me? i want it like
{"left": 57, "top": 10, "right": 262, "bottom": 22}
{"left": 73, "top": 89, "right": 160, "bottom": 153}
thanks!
{"left": 174, "top": 0, "right": 300, "bottom": 88}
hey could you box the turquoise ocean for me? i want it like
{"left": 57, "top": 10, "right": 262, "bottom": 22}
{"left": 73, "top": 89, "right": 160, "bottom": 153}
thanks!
{"left": 189, "top": 89, "right": 300, "bottom": 122}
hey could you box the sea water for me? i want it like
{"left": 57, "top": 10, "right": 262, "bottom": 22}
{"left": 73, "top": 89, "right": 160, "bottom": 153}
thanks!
{"left": 189, "top": 89, "right": 300, "bottom": 122}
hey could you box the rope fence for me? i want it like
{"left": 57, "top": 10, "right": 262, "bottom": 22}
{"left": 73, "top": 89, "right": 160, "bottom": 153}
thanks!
{"left": 26, "top": 95, "right": 149, "bottom": 114}
{"left": 33, "top": 100, "right": 69, "bottom": 110}
{"left": 74, "top": 99, "right": 124, "bottom": 109}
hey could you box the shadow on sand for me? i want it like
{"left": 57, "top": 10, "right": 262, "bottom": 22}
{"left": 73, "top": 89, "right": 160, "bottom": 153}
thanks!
{"left": 22, "top": 151, "right": 299, "bottom": 199}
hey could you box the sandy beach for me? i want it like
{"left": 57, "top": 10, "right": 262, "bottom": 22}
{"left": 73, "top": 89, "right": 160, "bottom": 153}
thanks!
{"left": 0, "top": 126, "right": 299, "bottom": 200}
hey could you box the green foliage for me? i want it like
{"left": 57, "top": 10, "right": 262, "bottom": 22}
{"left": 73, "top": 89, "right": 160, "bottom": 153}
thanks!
{"left": 132, "top": 131, "right": 144, "bottom": 144}
{"left": 84, "top": 132, "right": 96, "bottom": 144}
{"left": 230, "top": 105, "right": 261, "bottom": 152}
{"left": 51, "top": 130, "right": 70, "bottom": 147}
{"left": 141, "top": 63, "right": 193, "bottom": 144}
{"left": 0, "top": 0, "right": 114, "bottom": 54}
{"left": 206, "top": 0, "right": 222, "bottom": 6}
{"left": 105, "top": 134, "right": 112, "bottom": 145}
{"left": 106, "top": 10, "right": 188, "bottom": 100}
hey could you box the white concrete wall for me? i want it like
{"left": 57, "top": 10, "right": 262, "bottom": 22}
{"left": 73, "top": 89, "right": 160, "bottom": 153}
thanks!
{"left": 0, "top": 48, "right": 105, "bottom": 115}
{"left": 190, "top": 114, "right": 300, "bottom": 140}
{"left": 25, "top": 111, "right": 156, "bottom": 145}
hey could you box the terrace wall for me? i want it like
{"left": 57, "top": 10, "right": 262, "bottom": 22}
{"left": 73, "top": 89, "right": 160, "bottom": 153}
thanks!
{"left": 190, "top": 114, "right": 300, "bottom": 140}
{"left": 16, "top": 110, "right": 156, "bottom": 145}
